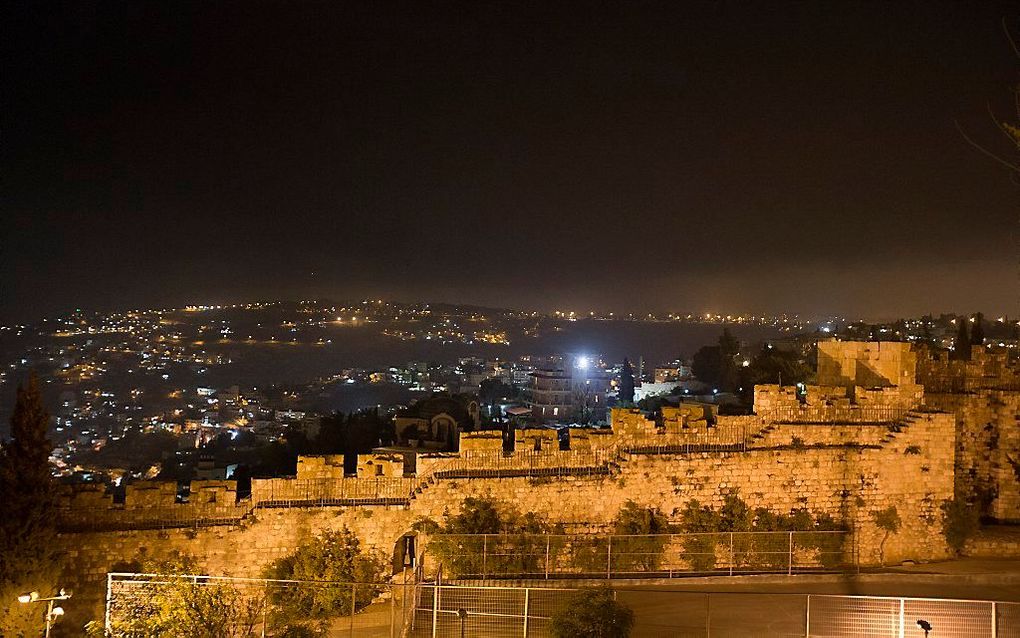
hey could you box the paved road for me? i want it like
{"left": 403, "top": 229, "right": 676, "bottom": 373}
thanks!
{"left": 614, "top": 571, "right": 1020, "bottom": 638}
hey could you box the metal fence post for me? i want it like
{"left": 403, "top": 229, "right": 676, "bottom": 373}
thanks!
{"left": 432, "top": 584, "right": 439, "bottom": 638}
{"left": 483, "top": 535, "right": 488, "bottom": 579}
{"left": 390, "top": 585, "right": 396, "bottom": 638}
{"left": 350, "top": 583, "right": 356, "bottom": 638}
{"left": 898, "top": 598, "right": 904, "bottom": 638}
{"left": 805, "top": 594, "right": 810, "bottom": 637}
{"left": 607, "top": 536, "right": 613, "bottom": 579}
{"left": 788, "top": 531, "right": 794, "bottom": 575}
{"left": 728, "top": 532, "right": 734, "bottom": 576}
{"left": 705, "top": 593, "right": 711, "bottom": 638}
{"left": 522, "top": 587, "right": 530, "bottom": 638}
{"left": 545, "top": 534, "right": 551, "bottom": 580}
{"left": 992, "top": 601, "right": 997, "bottom": 638}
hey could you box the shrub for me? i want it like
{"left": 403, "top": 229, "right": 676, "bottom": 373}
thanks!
{"left": 610, "top": 501, "right": 671, "bottom": 572}
{"left": 904, "top": 445, "right": 922, "bottom": 455}
{"left": 426, "top": 497, "right": 562, "bottom": 577}
{"left": 549, "top": 587, "right": 634, "bottom": 638}
{"left": 941, "top": 498, "right": 980, "bottom": 554}
{"left": 873, "top": 506, "right": 901, "bottom": 566}
{"left": 263, "top": 527, "right": 384, "bottom": 633}
{"left": 105, "top": 550, "right": 267, "bottom": 638}
{"left": 678, "top": 494, "right": 848, "bottom": 571}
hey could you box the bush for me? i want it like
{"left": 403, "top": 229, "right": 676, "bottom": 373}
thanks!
{"left": 263, "top": 528, "right": 384, "bottom": 633}
{"left": 426, "top": 497, "right": 563, "bottom": 577}
{"left": 678, "top": 494, "right": 848, "bottom": 571}
{"left": 941, "top": 498, "right": 980, "bottom": 554}
{"left": 609, "top": 501, "right": 671, "bottom": 572}
{"left": 105, "top": 551, "right": 267, "bottom": 638}
{"left": 873, "top": 506, "right": 901, "bottom": 566}
{"left": 550, "top": 587, "right": 634, "bottom": 638}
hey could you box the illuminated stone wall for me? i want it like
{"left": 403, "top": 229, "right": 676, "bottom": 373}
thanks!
{"left": 55, "top": 410, "right": 956, "bottom": 633}
{"left": 817, "top": 340, "right": 918, "bottom": 389}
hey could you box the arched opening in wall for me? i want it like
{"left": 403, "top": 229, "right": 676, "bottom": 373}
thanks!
{"left": 392, "top": 533, "right": 417, "bottom": 575}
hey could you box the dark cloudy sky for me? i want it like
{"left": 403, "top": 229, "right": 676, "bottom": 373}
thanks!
{"left": 3, "top": 1, "right": 1017, "bottom": 322}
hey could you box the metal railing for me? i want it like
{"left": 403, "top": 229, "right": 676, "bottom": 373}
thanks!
{"left": 427, "top": 449, "right": 614, "bottom": 479}
{"left": 251, "top": 477, "right": 416, "bottom": 507}
{"left": 56, "top": 503, "right": 256, "bottom": 533}
{"left": 428, "top": 531, "right": 853, "bottom": 580}
{"left": 758, "top": 406, "right": 910, "bottom": 424}
{"left": 620, "top": 422, "right": 753, "bottom": 454}
{"left": 57, "top": 477, "right": 417, "bottom": 532}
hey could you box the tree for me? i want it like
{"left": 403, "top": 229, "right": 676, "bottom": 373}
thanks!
{"left": 971, "top": 312, "right": 985, "bottom": 346}
{"left": 618, "top": 358, "right": 635, "bottom": 405}
{"left": 421, "top": 497, "right": 562, "bottom": 577}
{"left": 952, "top": 319, "right": 970, "bottom": 361}
{"left": 479, "top": 378, "right": 515, "bottom": 424}
{"left": 446, "top": 496, "right": 504, "bottom": 534}
{"left": 693, "top": 330, "right": 741, "bottom": 392}
{"left": 941, "top": 497, "right": 981, "bottom": 555}
{"left": 873, "top": 506, "right": 901, "bottom": 566}
{"left": 263, "top": 528, "right": 384, "bottom": 634}
{"left": 0, "top": 374, "right": 60, "bottom": 638}
{"left": 315, "top": 409, "right": 394, "bottom": 473}
{"left": 717, "top": 328, "right": 740, "bottom": 392}
{"left": 106, "top": 551, "right": 267, "bottom": 638}
{"left": 549, "top": 586, "right": 634, "bottom": 638}
{"left": 692, "top": 345, "right": 722, "bottom": 389}
{"left": 738, "top": 346, "right": 811, "bottom": 403}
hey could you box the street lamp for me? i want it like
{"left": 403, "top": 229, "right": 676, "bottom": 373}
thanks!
{"left": 17, "top": 588, "right": 72, "bottom": 638}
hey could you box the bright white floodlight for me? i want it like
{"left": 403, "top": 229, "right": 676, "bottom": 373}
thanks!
{"left": 576, "top": 356, "right": 589, "bottom": 370}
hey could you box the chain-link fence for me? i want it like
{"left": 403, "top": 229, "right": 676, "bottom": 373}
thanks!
{"left": 806, "top": 595, "right": 1020, "bottom": 638}
{"left": 105, "top": 575, "right": 1019, "bottom": 637}
{"left": 428, "top": 531, "right": 852, "bottom": 580}
{"left": 105, "top": 572, "right": 417, "bottom": 637}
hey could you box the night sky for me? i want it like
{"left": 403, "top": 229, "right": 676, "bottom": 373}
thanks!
{"left": 3, "top": 2, "right": 1017, "bottom": 322}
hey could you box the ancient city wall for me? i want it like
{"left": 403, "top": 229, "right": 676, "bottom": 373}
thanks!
{"left": 923, "top": 390, "right": 1020, "bottom": 521}
{"left": 54, "top": 409, "right": 955, "bottom": 631}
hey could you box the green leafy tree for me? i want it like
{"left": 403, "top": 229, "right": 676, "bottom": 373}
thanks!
{"left": 971, "top": 312, "right": 985, "bottom": 346}
{"left": 106, "top": 550, "right": 267, "bottom": 638}
{"left": 679, "top": 494, "right": 847, "bottom": 571}
{"left": 618, "top": 358, "right": 635, "bottom": 405}
{"left": 941, "top": 498, "right": 981, "bottom": 554}
{"left": 873, "top": 506, "right": 901, "bottom": 566}
{"left": 0, "top": 374, "right": 60, "bottom": 638}
{"left": 692, "top": 345, "right": 722, "bottom": 389}
{"left": 447, "top": 496, "right": 503, "bottom": 534}
{"left": 549, "top": 586, "right": 634, "bottom": 638}
{"left": 479, "top": 378, "right": 516, "bottom": 422}
{"left": 577, "top": 501, "right": 671, "bottom": 573}
{"left": 738, "top": 346, "right": 811, "bottom": 403}
{"left": 717, "top": 328, "right": 740, "bottom": 392}
{"left": 610, "top": 501, "right": 670, "bottom": 571}
{"left": 315, "top": 409, "right": 394, "bottom": 472}
{"left": 424, "top": 497, "right": 562, "bottom": 577}
{"left": 953, "top": 319, "right": 970, "bottom": 361}
{"left": 263, "top": 528, "right": 384, "bottom": 634}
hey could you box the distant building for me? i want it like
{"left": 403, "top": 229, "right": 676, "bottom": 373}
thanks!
{"left": 528, "top": 366, "right": 611, "bottom": 424}
{"left": 654, "top": 363, "right": 691, "bottom": 384}
{"left": 393, "top": 394, "right": 481, "bottom": 449}
{"left": 634, "top": 381, "right": 679, "bottom": 402}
